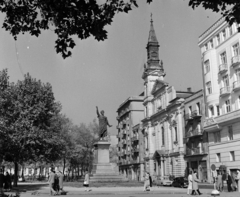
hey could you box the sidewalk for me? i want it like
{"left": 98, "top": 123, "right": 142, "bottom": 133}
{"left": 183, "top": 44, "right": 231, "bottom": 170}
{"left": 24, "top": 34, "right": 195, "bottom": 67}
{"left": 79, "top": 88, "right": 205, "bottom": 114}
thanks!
{"left": 6, "top": 183, "right": 240, "bottom": 196}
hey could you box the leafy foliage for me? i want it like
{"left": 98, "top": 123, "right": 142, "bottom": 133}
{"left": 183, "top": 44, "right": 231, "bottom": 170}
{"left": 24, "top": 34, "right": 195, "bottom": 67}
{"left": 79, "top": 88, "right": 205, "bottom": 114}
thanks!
{"left": 0, "top": 69, "right": 65, "bottom": 185}
{"left": 188, "top": 0, "right": 240, "bottom": 28}
{"left": 0, "top": 0, "right": 138, "bottom": 59}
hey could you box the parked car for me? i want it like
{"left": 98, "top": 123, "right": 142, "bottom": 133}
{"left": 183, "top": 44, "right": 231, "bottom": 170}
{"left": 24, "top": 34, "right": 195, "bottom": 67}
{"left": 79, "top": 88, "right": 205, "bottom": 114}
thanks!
{"left": 155, "top": 176, "right": 173, "bottom": 186}
{"left": 171, "top": 177, "right": 188, "bottom": 188}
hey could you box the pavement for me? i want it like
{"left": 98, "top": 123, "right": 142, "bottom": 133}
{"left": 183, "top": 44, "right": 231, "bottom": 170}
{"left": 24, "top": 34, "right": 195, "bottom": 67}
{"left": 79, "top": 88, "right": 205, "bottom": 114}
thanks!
{"left": 5, "top": 182, "right": 240, "bottom": 197}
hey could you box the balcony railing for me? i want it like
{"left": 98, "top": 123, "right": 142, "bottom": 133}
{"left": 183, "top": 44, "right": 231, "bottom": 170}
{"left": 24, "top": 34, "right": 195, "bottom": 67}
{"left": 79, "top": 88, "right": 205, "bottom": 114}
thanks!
{"left": 220, "top": 86, "right": 231, "bottom": 97}
{"left": 122, "top": 139, "right": 126, "bottom": 144}
{"left": 233, "top": 80, "right": 240, "bottom": 91}
{"left": 185, "top": 128, "right": 203, "bottom": 138}
{"left": 231, "top": 55, "right": 240, "bottom": 68}
{"left": 185, "top": 113, "right": 193, "bottom": 121}
{"left": 192, "top": 110, "right": 202, "bottom": 118}
{"left": 185, "top": 147, "right": 206, "bottom": 156}
{"left": 218, "top": 63, "right": 228, "bottom": 74}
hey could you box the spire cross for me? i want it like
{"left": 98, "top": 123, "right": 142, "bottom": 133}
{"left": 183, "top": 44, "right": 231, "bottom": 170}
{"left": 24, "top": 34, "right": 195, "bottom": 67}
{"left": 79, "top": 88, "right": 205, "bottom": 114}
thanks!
{"left": 150, "top": 13, "right": 153, "bottom": 23}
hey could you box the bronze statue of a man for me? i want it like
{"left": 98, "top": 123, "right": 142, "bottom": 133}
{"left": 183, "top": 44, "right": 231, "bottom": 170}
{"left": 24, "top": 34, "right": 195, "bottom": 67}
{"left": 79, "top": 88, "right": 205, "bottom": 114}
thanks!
{"left": 96, "top": 106, "right": 112, "bottom": 141}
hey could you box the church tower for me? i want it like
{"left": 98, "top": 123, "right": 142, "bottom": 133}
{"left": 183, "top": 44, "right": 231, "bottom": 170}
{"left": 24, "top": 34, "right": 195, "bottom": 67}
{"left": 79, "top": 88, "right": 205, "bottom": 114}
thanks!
{"left": 142, "top": 16, "right": 165, "bottom": 118}
{"left": 142, "top": 16, "right": 165, "bottom": 175}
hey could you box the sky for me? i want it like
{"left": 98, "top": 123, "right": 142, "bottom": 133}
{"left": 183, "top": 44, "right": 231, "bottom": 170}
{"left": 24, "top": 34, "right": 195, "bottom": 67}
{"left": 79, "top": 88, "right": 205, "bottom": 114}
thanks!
{"left": 0, "top": 0, "right": 221, "bottom": 135}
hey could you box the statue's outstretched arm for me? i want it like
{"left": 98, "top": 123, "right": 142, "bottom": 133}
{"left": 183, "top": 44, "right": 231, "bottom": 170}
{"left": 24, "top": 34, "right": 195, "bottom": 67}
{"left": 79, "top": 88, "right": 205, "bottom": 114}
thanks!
{"left": 96, "top": 106, "right": 100, "bottom": 117}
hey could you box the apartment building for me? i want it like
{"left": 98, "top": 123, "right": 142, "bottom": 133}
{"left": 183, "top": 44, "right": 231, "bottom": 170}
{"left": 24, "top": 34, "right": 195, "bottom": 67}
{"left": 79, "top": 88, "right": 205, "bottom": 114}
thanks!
{"left": 141, "top": 19, "right": 193, "bottom": 178}
{"left": 198, "top": 17, "right": 240, "bottom": 177}
{"left": 116, "top": 95, "right": 144, "bottom": 180}
{"left": 183, "top": 90, "right": 209, "bottom": 182}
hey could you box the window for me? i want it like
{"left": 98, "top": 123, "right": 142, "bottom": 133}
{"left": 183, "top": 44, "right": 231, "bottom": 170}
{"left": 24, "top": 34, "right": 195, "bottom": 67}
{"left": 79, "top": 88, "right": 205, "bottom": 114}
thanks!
{"left": 225, "top": 100, "right": 231, "bottom": 113}
{"left": 233, "top": 43, "right": 240, "bottom": 57}
{"left": 196, "top": 102, "right": 200, "bottom": 115}
{"left": 205, "top": 44, "right": 208, "bottom": 51}
{"left": 162, "top": 126, "right": 165, "bottom": 146}
{"left": 210, "top": 39, "right": 214, "bottom": 48}
{"left": 209, "top": 106, "right": 214, "bottom": 117}
{"left": 189, "top": 106, "right": 192, "bottom": 115}
{"left": 206, "top": 81, "right": 212, "bottom": 95}
{"left": 222, "top": 29, "right": 226, "bottom": 41}
{"left": 223, "top": 75, "right": 229, "bottom": 87}
{"left": 204, "top": 60, "right": 210, "bottom": 74}
{"left": 230, "top": 151, "right": 235, "bottom": 161}
{"left": 175, "top": 127, "right": 178, "bottom": 142}
{"left": 229, "top": 25, "right": 233, "bottom": 36}
{"left": 236, "top": 69, "right": 240, "bottom": 81}
{"left": 228, "top": 125, "right": 233, "bottom": 140}
{"left": 216, "top": 153, "right": 221, "bottom": 162}
{"left": 239, "top": 96, "right": 240, "bottom": 109}
{"left": 216, "top": 34, "right": 220, "bottom": 45}
{"left": 216, "top": 105, "right": 220, "bottom": 116}
{"left": 214, "top": 131, "right": 221, "bottom": 143}
{"left": 220, "top": 51, "right": 227, "bottom": 64}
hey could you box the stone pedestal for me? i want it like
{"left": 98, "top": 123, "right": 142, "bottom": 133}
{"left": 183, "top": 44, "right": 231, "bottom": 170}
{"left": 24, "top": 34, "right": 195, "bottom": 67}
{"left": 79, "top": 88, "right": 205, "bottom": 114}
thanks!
{"left": 91, "top": 141, "right": 127, "bottom": 182}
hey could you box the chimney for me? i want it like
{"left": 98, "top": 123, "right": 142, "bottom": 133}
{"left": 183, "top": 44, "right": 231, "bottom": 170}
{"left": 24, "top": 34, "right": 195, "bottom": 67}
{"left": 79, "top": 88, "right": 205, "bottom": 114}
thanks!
{"left": 187, "top": 87, "right": 192, "bottom": 92}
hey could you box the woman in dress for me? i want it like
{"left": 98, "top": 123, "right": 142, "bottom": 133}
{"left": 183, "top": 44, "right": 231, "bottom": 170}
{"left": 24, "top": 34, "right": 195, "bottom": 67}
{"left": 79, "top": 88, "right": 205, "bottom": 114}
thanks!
{"left": 83, "top": 170, "right": 90, "bottom": 192}
{"left": 187, "top": 170, "right": 193, "bottom": 195}
{"left": 143, "top": 171, "right": 150, "bottom": 191}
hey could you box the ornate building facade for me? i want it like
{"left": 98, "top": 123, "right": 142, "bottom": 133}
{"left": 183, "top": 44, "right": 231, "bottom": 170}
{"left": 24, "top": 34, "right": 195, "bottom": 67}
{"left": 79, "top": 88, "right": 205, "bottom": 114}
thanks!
{"left": 198, "top": 17, "right": 240, "bottom": 178}
{"left": 141, "top": 19, "right": 193, "bottom": 178}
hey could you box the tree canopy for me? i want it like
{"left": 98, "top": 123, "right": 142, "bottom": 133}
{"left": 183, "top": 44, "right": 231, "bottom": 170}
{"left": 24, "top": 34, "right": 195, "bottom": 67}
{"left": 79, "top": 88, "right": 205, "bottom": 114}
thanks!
{"left": 188, "top": 0, "right": 240, "bottom": 28}
{"left": 0, "top": 69, "right": 65, "bottom": 185}
{"left": 0, "top": 0, "right": 138, "bottom": 59}
{"left": 0, "top": 0, "right": 238, "bottom": 59}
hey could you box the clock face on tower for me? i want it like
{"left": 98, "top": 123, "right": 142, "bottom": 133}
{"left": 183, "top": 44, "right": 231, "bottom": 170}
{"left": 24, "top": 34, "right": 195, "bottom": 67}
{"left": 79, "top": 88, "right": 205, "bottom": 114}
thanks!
{"left": 151, "top": 52, "right": 158, "bottom": 59}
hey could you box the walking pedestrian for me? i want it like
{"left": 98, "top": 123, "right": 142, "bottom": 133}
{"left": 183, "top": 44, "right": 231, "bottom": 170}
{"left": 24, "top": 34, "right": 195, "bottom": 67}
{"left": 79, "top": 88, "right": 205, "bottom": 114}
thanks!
{"left": 57, "top": 171, "right": 64, "bottom": 192}
{"left": 227, "top": 172, "right": 233, "bottom": 192}
{"left": 216, "top": 172, "right": 223, "bottom": 192}
{"left": 191, "top": 170, "right": 202, "bottom": 195}
{"left": 231, "top": 174, "right": 237, "bottom": 191}
{"left": 143, "top": 171, "right": 150, "bottom": 191}
{"left": 0, "top": 169, "right": 4, "bottom": 190}
{"left": 48, "top": 168, "right": 56, "bottom": 196}
{"left": 187, "top": 171, "right": 193, "bottom": 195}
{"left": 237, "top": 170, "right": 240, "bottom": 192}
{"left": 4, "top": 172, "right": 11, "bottom": 191}
{"left": 83, "top": 170, "right": 90, "bottom": 192}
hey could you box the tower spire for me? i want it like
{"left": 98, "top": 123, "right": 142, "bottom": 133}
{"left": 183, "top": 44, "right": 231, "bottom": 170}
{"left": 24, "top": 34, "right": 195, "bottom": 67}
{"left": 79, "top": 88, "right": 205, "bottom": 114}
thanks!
{"left": 142, "top": 14, "right": 165, "bottom": 80}
{"left": 148, "top": 14, "right": 158, "bottom": 43}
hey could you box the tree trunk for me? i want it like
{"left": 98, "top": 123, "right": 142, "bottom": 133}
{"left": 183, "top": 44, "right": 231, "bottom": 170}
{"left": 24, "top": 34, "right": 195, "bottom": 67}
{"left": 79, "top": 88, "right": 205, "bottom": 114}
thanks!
{"left": 14, "top": 162, "right": 18, "bottom": 187}
{"left": 21, "top": 164, "right": 25, "bottom": 182}
{"left": 63, "top": 158, "right": 66, "bottom": 180}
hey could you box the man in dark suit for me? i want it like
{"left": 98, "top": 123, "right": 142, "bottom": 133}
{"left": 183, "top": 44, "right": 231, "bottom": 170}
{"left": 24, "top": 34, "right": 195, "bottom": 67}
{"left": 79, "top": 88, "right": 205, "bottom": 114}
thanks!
{"left": 0, "top": 169, "right": 4, "bottom": 190}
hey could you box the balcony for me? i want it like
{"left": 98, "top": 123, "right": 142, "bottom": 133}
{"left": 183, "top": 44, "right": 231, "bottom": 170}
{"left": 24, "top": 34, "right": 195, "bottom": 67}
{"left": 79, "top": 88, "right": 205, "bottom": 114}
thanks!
{"left": 220, "top": 86, "right": 231, "bottom": 97}
{"left": 185, "top": 147, "right": 206, "bottom": 156}
{"left": 131, "top": 158, "right": 140, "bottom": 164}
{"left": 122, "top": 139, "right": 126, "bottom": 144}
{"left": 233, "top": 80, "right": 240, "bottom": 91}
{"left": 131, "top": 136, "right": 139, "bottom": 142}
{"left": 218, "top": 63, "right": 228, "bottom": 74}
{"left": 185, "top": 113, "right": 193, "bottom": 121}
{"left": 185, "top": 128, "right": 203, "bottom": 138}
{"left": 231, "top": 55, "right": 240, "bottom": 69}
{"left": 192, "top": 110, "right": 202, "bottom": 119}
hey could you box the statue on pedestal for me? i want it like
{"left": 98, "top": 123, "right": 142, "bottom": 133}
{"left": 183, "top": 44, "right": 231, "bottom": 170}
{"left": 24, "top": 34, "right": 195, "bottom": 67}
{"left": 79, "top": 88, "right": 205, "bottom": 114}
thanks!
{"left": 96, "top": 106, "right": 112, "bottom": 141}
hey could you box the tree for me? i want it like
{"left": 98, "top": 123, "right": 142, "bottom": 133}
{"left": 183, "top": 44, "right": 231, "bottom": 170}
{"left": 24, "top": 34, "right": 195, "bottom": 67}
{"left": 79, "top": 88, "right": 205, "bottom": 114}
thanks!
{"left": 147, "top": 0, "right": 240, "bottom": 29}
{"left": 0, "top": 70, "right": 65, "bottom": 186}
{"left": 188, "top": 0, "right": 240, "bottom": 28}
{"left": 0, "top": 0, "right": 138, "bottom": 59}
